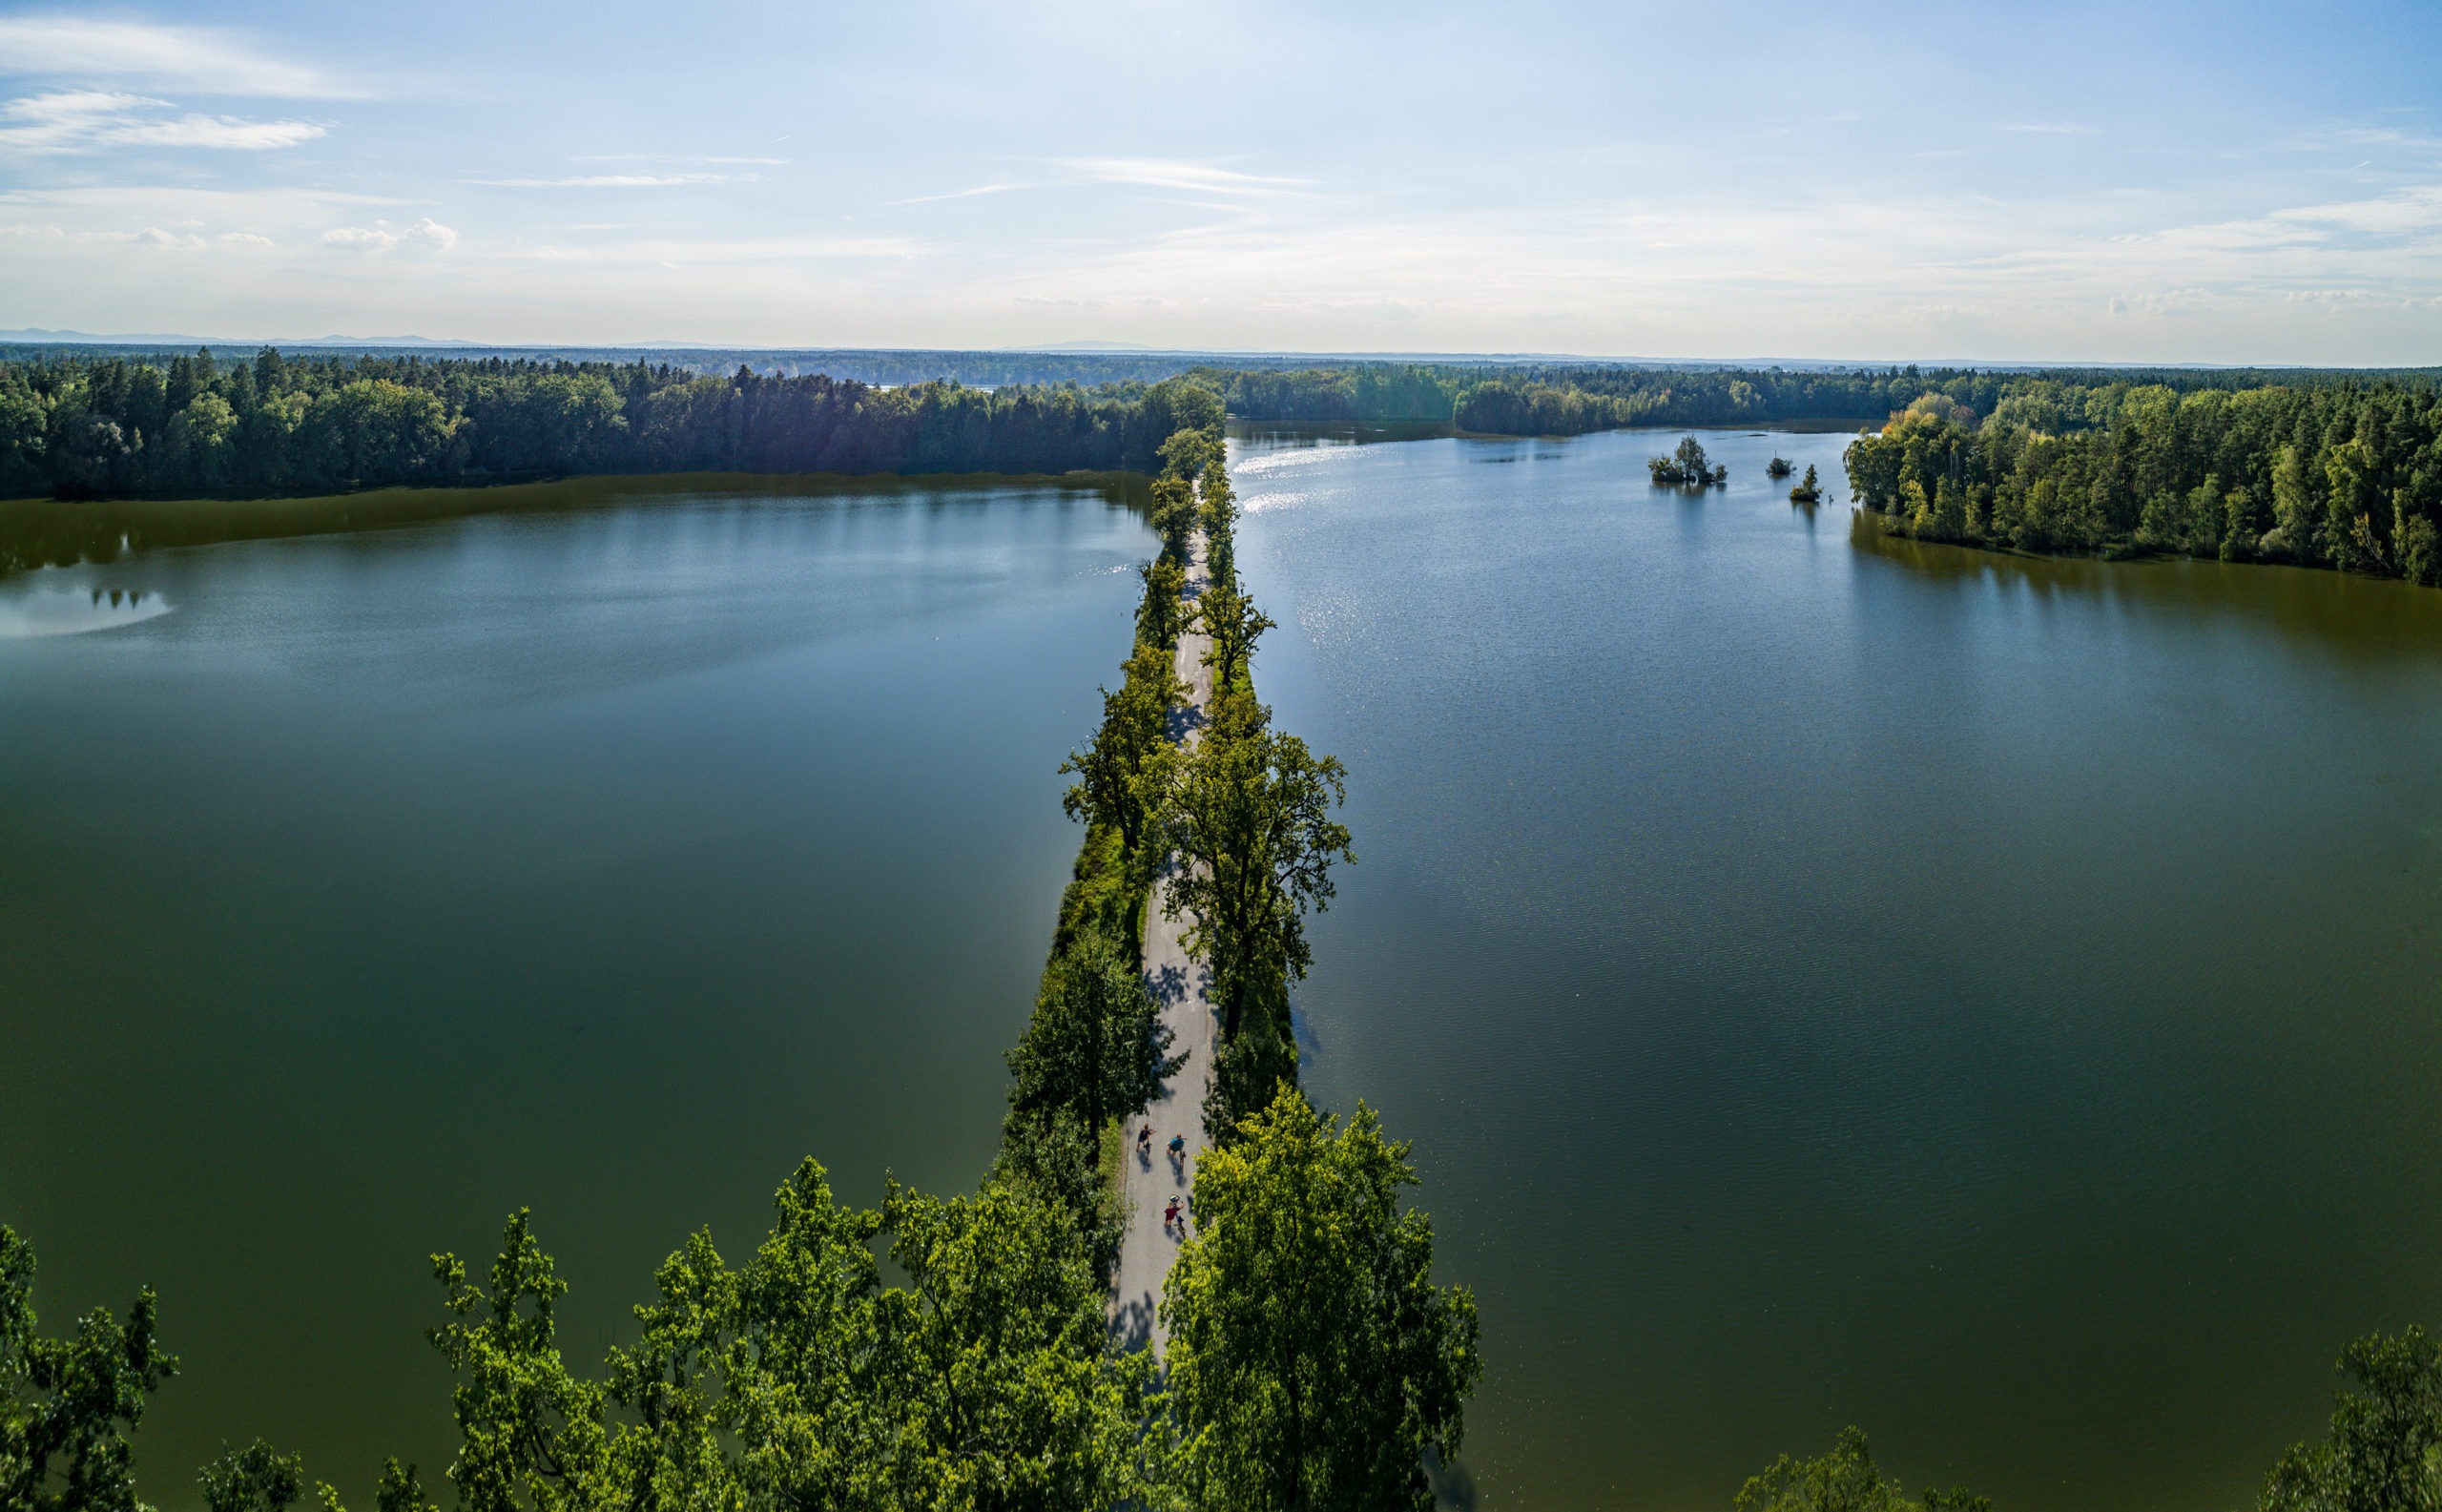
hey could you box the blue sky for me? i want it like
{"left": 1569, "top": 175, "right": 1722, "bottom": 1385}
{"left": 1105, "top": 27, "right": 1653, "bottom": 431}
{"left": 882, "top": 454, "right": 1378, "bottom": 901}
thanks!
{"left": 0, "top": 0, "right": 2437, "bottom": 362}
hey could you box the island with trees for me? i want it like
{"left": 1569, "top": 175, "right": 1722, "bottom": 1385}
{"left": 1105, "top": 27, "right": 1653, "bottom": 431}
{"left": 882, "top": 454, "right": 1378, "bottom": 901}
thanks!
{"left": 1790, "top": 464, "right": 1823, "bottom": 504}
{"left": 1648, "top": 435, "right": 1728, "bottom": 487}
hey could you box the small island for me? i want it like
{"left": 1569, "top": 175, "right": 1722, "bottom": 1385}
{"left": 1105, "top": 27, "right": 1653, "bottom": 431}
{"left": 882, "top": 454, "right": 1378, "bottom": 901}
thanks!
{"left": 1789, "top": 464, "right": 1822, "bottom": 504}
{"left": 1767, "top": 456, "right": 1794, "bottom": 479}
{"left": 1647, "top": 435, "right": 1728, "bottom": 487}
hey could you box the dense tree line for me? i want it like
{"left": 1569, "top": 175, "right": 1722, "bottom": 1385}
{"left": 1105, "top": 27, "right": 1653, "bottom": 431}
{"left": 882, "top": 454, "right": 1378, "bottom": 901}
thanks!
{"left": 1845, "top": 380, "right": 2442, "bottom": 583}
{"left": 1210, "top": 360, "right": 2442, "bottom": 441}
{"left": 0, "top": 350, "right": 1226, "bottom": 500}
{"left": 10, "top": 351, "right": 2440, "bottom": 501}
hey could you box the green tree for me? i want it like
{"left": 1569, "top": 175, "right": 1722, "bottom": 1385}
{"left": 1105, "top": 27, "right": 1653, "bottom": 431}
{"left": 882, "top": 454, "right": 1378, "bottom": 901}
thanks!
{"left": 198, "top": 1442, "right": 305, "bottom": 1512}
{"left": 598, "top": 1160, "right": 899, "bottom": 1512}
{"left": 1162, "top": 1086, "right": 1480, "bottom": 1512}
{"left": 425, "top": 1213, "right": 607, "bottom": 1512}
{"left": 1060, "top": 639, "right": 1183, "bottom": 860}
{"left": 1148, "top": 477, "right": 1198, "bottom": 562}
{"left": 2271, "top": 444, "right": 2320, "bottom": 560}
{"left": 881, "top": 1182, "right": 1155, "bottom": 1512}
{"left": 196, "top": 1442, "right": 430, "bottom": 1512}
{"left": 1735, "top": 1427, "right": 1989, "bottom": 1512}
{"left": 1159, "top": 427, "right": 1222, "bottom": 484}
{"left": 1196, "top": 580, "right": 1275, "bottom": 695}
{"left": 0, "top": 1225, "right": 177, "bottom": 1512}
{"left": 2261, "top": 1325, "right": 2442, "bottom": 1512}
{"left": 1006, "top": 927, "right": 1179, "bottom": 1137}
{"left": 1135, "top": 559, "right": 1188, "bottom": 651}
{"left": 1158, "top": 699, "right": 1352, "bottom": 1041}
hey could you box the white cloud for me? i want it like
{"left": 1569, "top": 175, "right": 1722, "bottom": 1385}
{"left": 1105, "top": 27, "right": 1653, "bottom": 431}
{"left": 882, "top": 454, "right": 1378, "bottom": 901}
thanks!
{"left": 114, "top": 114, "right": 325, "bottom": 150}
{"left": 0, "top": 15, "right": 356, "bottom": 97}
{"left": 321, "top": 217, "right": 457, "bottom": 254}
{"left": 470, "top": 173, "right": 753, "bottom": 187}
{"left": 896, "top": 156, "right": 1312, "bottom": 206}
{"left": 570, "top": 154, "right": 791, "bottom": 166}
{"left": 401, "top": 217, "right": 457, "bottom": 251}
{"left": 322, "top": 226, "right": 393, "bottom": 252}
{"left": 218, "top": 231, "right": 275, "bottom": 247}
{"left": 0, "top": 91, "right": 324, "bottom": 154}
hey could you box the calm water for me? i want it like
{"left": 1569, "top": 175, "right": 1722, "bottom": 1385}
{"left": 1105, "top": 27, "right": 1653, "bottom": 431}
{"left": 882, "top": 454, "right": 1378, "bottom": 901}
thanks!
{"left": 11, "top": 441, "right": 2442, "bottom": 1512}
{"left": 0, "top": 477, "right": 1151, "bottom": 1508}
{"left": 1231, "top": 425, "right": 2442, "bottom": 1512}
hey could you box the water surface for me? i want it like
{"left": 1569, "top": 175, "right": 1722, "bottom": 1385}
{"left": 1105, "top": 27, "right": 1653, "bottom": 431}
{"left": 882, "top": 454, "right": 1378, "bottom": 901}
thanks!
{"left": 1232, "top": 425, "right": 2442, "bottom": 1512}
{"left": 0, "top": 476, "right": 1149, "bottom": 1507}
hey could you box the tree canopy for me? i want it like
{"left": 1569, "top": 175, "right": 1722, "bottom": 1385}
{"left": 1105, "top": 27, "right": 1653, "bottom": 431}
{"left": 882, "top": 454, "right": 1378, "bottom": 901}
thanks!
{"left": 1162, "top": 1085, "right": 1481, "bottom": 1512}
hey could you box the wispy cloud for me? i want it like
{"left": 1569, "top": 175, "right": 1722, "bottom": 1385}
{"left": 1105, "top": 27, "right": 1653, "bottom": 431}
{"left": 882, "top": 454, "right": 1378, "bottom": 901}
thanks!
{"left": 570, "top": 154, "right": 791, "bottom": 166}
{"left": 469, "top": 173, "right": 755, "bottom": 188}
{"left": 895, "top": 156, "right": 1313, "bottom": 205}
{"left": 0, "top": 91, "right": 325, "bottom": 154}
{"left": 0, "top": 16, "right": 357, "bottom": 97}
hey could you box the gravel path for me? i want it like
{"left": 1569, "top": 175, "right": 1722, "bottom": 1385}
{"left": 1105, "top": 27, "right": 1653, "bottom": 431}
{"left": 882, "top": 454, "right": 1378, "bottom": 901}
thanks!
{"left": 1107, "top": 529, "right": 1217, "bottom": 1357}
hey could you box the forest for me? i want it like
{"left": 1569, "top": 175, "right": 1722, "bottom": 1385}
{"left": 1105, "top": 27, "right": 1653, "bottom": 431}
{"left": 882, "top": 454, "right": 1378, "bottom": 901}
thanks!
{"left": 0, "top": 350, "right": 1222, "bottom": 500}
{"left": 1842, "top": 379, "right": 2442, "bottom": 582}
{"left": 7, "top": 350, "right": 2441, "bottom": 506}
{"left": 1210, "top": 361, "right": 2441, "bottom": 437}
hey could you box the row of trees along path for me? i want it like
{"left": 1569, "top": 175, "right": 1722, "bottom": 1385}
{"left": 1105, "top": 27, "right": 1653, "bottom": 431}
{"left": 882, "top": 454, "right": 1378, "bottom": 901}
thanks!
{"left": 1108, "top": 523, "right": 1218, "bottom": 1355}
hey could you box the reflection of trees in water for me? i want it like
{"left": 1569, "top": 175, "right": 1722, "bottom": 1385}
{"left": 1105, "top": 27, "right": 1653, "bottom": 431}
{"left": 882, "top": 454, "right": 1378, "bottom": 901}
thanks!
{"left": 0, "top": 469, "right": 1146, "bottom": 581}
{"left": 1849, "top": 507, "right": 2442, "bottom": 666}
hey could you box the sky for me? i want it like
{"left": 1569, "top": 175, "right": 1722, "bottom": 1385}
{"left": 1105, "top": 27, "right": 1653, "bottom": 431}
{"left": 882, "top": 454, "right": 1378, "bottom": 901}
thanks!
{"left": 0, "top": 0, "right": 2437, "bottom": 362}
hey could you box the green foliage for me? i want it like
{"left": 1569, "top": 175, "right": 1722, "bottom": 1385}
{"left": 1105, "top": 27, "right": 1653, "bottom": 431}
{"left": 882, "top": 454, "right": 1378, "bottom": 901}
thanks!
{"left": 425, "top": 1212, "right": 606, "bottom": 1512}
{"left": 1735, "top": 1427, "right": 1989, "bottom": 1512}
{"left": 409, "top": 1164, "right": 1151, "bottom": 1512}
{"left": 1201, "top": 973, "right": 1299, "bottom": 1143}
{"left": 1060, "top": 638, "right": 1182, "bottom": 861}
{"left": 1159, "top": 695, "right": 1353, "bottom": 1044}
{"left": 2260, "top": 1326, "right": 2442, "bottom": 1512}
{"left": 1148, "top": 477, "right": 1198, "bottom": 563}
{"left": 0, "top": 352, "right": 1211, "bottom": 502}
{"left": 1790, "top": 464, "right": 1822, "bottom": 504}
{"left": 1649, "top": 435, "right": 1727, "bottom": 487}
{"left": 881, "top": 1182, "right": 1156, "bottom": 1511}
{"left": 1007, "top": 927, "right": 1181, "bottom": 1138}
{"left": 1135, "top": 558, "right": 1188, "bottom": 651}
{"left": 1163, "top": 1085, "right": 1480, "bottom": 1512}
{"left": 1194, "top": 579, "right": 1274, "bottom": 695}
{"left": 198, "top": 1442, "right": 306, "bottom": 1512}
{"left": 1843, "top": 379, "right": 2442, "bottom": 582}
{"left": 0, "top": 1224, "right": 177, "bottom": 1512}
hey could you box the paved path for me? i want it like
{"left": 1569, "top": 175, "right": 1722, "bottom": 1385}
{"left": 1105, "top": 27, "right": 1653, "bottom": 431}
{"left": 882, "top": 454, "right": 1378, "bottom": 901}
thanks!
{"left": 1108, "top": 530, "right": 1217, "bottom": 1357}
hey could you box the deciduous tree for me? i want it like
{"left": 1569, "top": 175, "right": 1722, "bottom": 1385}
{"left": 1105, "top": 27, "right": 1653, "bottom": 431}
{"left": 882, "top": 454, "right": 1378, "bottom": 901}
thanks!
{"left": 1162, "top": 1086, "right": 1480, "bottom": 1512}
